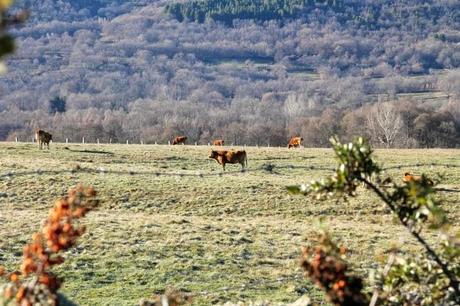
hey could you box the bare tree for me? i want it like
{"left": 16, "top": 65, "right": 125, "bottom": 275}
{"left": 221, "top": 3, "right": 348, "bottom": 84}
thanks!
{"left": 366, "top": 100, "right": 406, "bottom": 148}
{"left": 283, "top": 93, "right": 304, "bottom": 124}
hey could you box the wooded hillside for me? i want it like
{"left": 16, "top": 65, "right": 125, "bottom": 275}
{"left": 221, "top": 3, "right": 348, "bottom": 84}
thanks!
{"left": 0, "top": 0, "right": 459, "bottom": 147}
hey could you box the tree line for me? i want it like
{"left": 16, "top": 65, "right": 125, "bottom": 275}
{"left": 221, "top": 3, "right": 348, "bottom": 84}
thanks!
{"left": 165, "top": 0, "right": 457, "bottom": 32}
{"left": 166, "top": 0, "right": 344, "bottom": 25}
{"left": 3, "top": 95, "right": 459, "bottom": 148}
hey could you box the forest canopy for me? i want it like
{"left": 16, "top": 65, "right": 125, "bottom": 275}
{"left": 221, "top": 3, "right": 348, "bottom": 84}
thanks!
{"left": 165, "top": 0, "right": 458, "bottom": 30}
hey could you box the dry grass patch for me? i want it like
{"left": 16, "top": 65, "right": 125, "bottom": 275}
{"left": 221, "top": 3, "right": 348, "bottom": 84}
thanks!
{"left": 0, "top": 143, "right": 459, "bottom": 305}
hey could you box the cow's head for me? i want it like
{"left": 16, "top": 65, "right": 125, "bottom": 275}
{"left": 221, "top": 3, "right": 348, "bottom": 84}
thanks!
{"left": 209, "top": 150, "right": 218, "bottom": 159}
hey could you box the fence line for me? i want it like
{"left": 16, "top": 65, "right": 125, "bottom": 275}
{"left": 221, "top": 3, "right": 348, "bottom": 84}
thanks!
{"left": 0, "top": 164, "right": 332, "bottom": 179}
{"left": 1, "top": 163, "right": 459, "bottom": 180}
{"left": 9, "top": 138, "right": 279, "bottom": 148}
{"left": 7, "top": 139, "right": 460, "bottom": 150}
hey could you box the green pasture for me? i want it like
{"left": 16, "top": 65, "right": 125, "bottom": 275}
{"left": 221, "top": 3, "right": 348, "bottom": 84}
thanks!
{"left": 0, "top": 143, "right": 459, "bottom": 305}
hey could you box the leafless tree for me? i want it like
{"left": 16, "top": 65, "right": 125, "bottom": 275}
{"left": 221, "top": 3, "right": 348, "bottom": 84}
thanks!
{"left": 366, "top": 100, "right": 407, "bottom": 148}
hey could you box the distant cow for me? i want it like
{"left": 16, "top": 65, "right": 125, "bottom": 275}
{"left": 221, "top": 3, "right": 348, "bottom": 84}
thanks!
{"left": 287, "top": 137, "right": 303, "bottom": 148}
{"left": 172, "top": 136, "right": 187, "bottom": 145}
{"left": 403, "top": 172, "right": 433, "bottom": 186}
{"left": 209, "top": 150, "right": 247, "bottom": 171}
{"left": 35, "top": 129, "right": 52, "bottom": 150}
{"left": 212, "top": 139, "right": 224, "bottom": 146}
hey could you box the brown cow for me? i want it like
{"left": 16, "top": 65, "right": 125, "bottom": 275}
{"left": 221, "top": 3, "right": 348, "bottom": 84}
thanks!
{"left": 212, "top": 139, "right": 224, "bottom": 146}
{"left": 172, "top": 136, "right": 187, "bottom": 145}
{"left": 403, "top": 172, "right": 433, "bottom": 185}
{"left": 35, "top": 129, "right": 52, "bottom": 150}
{"left": 287, "top": 137, "right": 303, "bottom": 148}
{"left": 209, "top": 150, "right": 247, "bottom": 171}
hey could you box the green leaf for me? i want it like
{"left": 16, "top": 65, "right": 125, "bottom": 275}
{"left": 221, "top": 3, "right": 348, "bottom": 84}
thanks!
{"left": 286, "top": 185, "right": 302, "bottom": 194}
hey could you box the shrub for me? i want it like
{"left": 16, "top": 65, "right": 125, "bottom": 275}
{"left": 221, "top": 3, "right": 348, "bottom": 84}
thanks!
{"left": 0, "top": 186, "right": 98, "bottom": 306}
{"left": 289, "top": 137, "right": 460, "bottom": 305}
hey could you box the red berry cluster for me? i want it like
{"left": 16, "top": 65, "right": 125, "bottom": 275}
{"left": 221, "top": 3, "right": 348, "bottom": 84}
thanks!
{"left": 300, "top": 234, "right": 369, "bottom": 306}
{"left": 1, "top": 185, "right": 98, "bottom": 306}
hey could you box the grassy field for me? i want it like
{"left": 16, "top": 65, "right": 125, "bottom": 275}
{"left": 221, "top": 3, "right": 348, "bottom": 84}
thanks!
{"left": 0, "top": 143, "right": 459, "bottom": 305}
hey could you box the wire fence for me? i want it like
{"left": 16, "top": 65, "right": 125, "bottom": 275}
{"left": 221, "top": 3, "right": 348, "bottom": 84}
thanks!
{"left": 1, "top": 158, "right": 459, "bottom": 299}
{"left": 8, "top": 137, "right": 282, "bottom": 147}
{"left": 1, "top": 162, "right": 459, "bottom": 180}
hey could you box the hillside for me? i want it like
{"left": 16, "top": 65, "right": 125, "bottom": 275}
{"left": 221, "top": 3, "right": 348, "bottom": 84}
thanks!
{"left": 0, "top": 0, "right": 459, "bottom": 146}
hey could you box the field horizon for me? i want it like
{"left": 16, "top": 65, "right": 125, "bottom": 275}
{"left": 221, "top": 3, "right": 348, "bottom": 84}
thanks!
{"left": 1, "top": 143, "right": 459, "bottom": 305}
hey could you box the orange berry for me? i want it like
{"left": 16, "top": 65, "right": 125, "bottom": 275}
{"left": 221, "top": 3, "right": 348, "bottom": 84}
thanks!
{"left": 9, "top": 272, "right": 20, "bottom": 282}
{"left": 59, "top": 236, "right": 69, "bottom": 247}
{"left": 15, "top": 286, "right": 25, "bottom": 301}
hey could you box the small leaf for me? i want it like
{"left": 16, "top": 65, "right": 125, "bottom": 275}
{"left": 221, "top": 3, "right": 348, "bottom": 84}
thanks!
{"left": 286, "top": 185, "right": 302, "bottom": 194}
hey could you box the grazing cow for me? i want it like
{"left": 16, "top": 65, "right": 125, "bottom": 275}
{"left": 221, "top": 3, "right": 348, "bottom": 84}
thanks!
{"left": 35, "top": 129, "right": 52, "bottom": 150}
{"left": 287, "top": 137, "right": 303, "bottom": 148}
{"left": 172, "top": 136, "right": 187, "bottom": 145}
{"left": 403, "top": 172, "right": 433, "bottom": 186}
{"left": 212, "top": 139, "right": 224, "bottom": 146}
{"left": 209, "top": 150, "right": 247, "bottom": 171}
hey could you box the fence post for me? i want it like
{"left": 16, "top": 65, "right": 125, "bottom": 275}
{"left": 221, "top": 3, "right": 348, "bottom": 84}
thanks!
{"left": 126, "top": 140, "right": 129, "bottom": 145}
{"left": 82, "top": 137, "right": 85, "bottom": 144}
{"left": 141, "top": 140, "right": 144, "bottom": 145}
{"left": 168, "top": 141, "right": 171, "bottom": 146}
{"left": 155, "top": 141, "right": 157, "bottom": 145}
{"left": 66, "top": 138, "right": 69, "bottom": 144}
{"left": 195, "top": 142, "right": 197, "bottom": 146}
{"left": 15, "top": 137, "right": 18, "bottom": 143}
{"left": 97, "top": 138, "right": 100, "bottom": 145}
{"left": 109, "top": 138, "right": 112, "bottom": 144}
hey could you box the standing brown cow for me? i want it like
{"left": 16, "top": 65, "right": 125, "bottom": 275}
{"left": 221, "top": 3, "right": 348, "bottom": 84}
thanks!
{"left": 287, "top": 137, "right": 303, "bottom": 148}
{"left": 212, "top": 139, "right": 224, "bottom": 146}
{"left": 172, "top": 136, "right": 187, "bottom": 145}
{"left": 35, "top": 129, "right": 52, "bottom": 150}
{"left": 209, "top": 150, "right": 247, "bottom": 171}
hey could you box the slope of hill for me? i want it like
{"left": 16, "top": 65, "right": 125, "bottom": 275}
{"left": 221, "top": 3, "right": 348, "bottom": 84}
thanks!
{"left": 0, "top": 0, "right": 459, "bottom": 146}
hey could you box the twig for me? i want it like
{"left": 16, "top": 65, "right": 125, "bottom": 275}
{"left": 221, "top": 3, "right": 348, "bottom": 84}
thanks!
{"left": 360, "top": 177, "right": 460, "bottom": 300}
